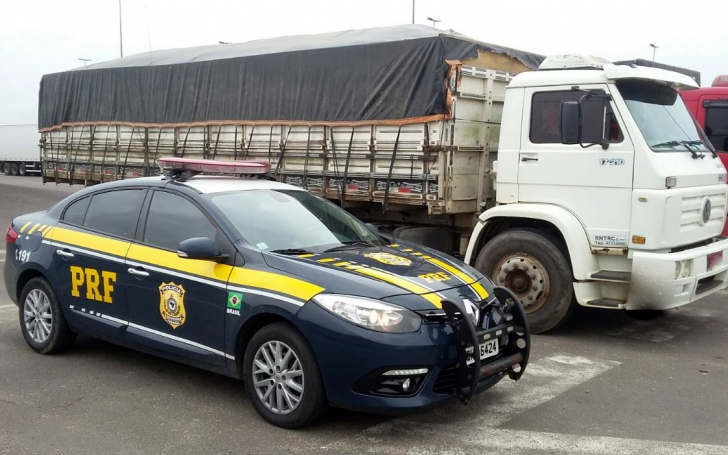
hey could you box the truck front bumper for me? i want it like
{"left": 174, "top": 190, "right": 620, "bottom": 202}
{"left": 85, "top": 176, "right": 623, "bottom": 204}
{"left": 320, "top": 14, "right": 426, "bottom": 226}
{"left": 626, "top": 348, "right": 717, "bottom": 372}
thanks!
{"left": 628, "top": 237, "right": 728, "bottom": 310}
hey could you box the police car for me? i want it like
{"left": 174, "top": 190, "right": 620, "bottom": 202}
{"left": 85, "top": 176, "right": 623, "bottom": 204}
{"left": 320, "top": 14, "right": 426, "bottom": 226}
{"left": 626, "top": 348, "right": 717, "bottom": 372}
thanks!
{"left": 3, "top": 157, "right": 530, "bottom": 428}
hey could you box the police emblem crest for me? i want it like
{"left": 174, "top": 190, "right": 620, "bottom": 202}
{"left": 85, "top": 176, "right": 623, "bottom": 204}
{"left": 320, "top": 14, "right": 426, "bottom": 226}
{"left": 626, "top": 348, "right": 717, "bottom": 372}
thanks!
{"left": 363, "top": 252, "right": 412, "bottom": 267}
{"left": 159, "top": 282, "right": 186, "bottom": 329}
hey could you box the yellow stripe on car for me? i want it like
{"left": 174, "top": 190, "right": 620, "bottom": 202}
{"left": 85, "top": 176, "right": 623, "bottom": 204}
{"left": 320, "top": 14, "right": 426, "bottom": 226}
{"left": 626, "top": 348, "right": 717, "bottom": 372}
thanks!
{"left": 27, "top": 223, "right": 41, "bottom": 235}
{"left": 50, "top": 226, "right": 130, "bottom": 258}
{"left": 18, "top": 221, "right": 32, "bottom": 233}
{"left": 228, "top": 268, "right": 324, "bottom": 302}
{"left": 354, "top": 267, "right": 443, "bottom": 308}
{"left": 424, "top": 256, "right": 489, "bottom": 300}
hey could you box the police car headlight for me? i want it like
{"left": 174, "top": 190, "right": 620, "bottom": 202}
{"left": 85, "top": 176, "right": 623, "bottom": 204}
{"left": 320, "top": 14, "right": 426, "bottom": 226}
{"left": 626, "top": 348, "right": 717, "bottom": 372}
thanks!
{"left": 313, "top": 294, "right": 422, "bottom": 333}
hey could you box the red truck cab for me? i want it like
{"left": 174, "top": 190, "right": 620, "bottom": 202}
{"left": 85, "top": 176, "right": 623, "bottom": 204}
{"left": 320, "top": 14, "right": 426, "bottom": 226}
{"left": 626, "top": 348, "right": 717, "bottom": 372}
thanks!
{"left": 681, "top": 75, "right": 728, "bottom": 236}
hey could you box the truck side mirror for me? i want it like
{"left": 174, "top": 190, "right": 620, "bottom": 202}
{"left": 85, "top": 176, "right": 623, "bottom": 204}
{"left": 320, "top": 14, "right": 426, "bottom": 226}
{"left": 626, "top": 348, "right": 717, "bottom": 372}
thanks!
{"left": 560, "top": 101, "right": 580, "bottom": 144}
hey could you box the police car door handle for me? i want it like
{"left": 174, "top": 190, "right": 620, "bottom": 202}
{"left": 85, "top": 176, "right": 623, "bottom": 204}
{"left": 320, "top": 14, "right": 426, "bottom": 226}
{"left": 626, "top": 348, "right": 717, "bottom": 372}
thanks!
{"left": 56, "top": 249, "right": 75, "bottom": 259}
{"left": 127, "top": 267, "right": 150, "bottom": 278}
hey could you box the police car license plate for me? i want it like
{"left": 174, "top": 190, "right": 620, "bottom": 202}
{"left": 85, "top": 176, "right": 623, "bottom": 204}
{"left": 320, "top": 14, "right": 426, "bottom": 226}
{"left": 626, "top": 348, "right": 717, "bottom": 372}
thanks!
{"left": 480, "top": 338, "right": 499, "bottom": 360}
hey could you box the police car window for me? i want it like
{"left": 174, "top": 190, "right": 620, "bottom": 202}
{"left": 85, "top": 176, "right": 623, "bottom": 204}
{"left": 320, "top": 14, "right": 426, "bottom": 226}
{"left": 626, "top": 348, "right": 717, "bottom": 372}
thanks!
{"left": 83, "top": 190, "right": 145, "bottom": 239}
{"left": 209, "top": 189, "right": 382, "bottom": 252}
{"left": 530, "top": 90, "right": 623, "bottom": 144}
{"left": 144, "top": 191, "right": 217, "bottom": 251}
{"left": 62, "top": 196, "right": 91, "bottom": 226}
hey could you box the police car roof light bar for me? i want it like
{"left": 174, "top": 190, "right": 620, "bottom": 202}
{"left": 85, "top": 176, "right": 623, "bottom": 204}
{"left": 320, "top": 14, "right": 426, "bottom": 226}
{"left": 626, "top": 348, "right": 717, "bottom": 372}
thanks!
{"left": 157, "top": 157, "right": 272, "bottom": 179}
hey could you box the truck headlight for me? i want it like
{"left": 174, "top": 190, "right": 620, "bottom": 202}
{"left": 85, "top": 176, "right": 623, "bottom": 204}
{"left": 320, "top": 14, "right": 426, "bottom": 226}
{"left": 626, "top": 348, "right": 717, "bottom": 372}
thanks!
{"left": 313, "top": 294, "right": 422, "bottom": 333}
{"left": 675, "top": 259, "right": 693, "bottom": 279}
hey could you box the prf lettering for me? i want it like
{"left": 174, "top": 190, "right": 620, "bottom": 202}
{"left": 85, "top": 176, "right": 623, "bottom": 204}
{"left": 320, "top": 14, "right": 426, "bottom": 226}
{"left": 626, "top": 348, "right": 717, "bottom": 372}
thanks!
{"left": 70, "top": 266, "right": 116, "bottom": 304}
{"left": 418, "top": 272, "right": 450, "bottom": 283}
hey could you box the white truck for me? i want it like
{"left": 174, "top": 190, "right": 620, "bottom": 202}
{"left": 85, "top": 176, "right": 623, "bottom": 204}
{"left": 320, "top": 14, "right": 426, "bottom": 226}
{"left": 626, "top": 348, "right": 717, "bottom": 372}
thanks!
{"left": 0, "top": 124, "right": 42, "bottom": 176}
{"left": 36, "top": 26, "right": 728, "bottom": 333}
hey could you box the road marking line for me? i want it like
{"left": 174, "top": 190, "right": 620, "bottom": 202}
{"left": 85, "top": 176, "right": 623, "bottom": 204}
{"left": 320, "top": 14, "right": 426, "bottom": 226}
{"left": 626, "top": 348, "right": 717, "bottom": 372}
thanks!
{"left": 325, "top": 355, "right": 726, "bottom": 453}
{"left": 329, "top": 426, "right": 728, "bottom": 455}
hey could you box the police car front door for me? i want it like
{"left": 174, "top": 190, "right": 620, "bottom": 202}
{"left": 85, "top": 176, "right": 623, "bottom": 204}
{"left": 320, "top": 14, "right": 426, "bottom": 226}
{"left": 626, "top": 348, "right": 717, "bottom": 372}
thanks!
{"left": 124, "top": 190, "right": 231, "bottom": 367}
{"left": 49, "top": 189, "right": 146, "bottom": 337}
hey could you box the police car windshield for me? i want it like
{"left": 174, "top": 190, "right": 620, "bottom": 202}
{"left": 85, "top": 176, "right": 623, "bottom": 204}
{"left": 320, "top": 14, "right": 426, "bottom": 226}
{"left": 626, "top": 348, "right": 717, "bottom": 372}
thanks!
{"left": 208, "top": 189, "right": 384, "bottom": 252}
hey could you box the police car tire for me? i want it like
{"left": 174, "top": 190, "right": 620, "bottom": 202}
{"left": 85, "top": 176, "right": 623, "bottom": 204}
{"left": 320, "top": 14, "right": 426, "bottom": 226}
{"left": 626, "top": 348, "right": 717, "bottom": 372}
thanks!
{"left": 243, "top": 322, "right": 327, "bottom": 429}
{"left": 18, "top": 277, "right": 77, "bottom": 354}
{"left": 474, "top": 229, "right": 575, "bottom": 334}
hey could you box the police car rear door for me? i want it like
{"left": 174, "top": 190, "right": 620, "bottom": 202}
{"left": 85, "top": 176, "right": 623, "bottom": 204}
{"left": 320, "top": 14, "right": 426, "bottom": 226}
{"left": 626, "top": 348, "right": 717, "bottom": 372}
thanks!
{"left": 48, "top": 189, "right": 146, "bottom": 337}
{"left": 124, "top": 189, "right": 234, "bottom": 367}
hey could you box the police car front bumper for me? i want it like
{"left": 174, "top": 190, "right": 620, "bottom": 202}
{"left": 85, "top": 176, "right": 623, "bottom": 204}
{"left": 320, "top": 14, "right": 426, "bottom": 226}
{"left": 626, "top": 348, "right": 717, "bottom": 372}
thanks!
{"left": 293, "top": 287, "right": 529, "bottom": 414}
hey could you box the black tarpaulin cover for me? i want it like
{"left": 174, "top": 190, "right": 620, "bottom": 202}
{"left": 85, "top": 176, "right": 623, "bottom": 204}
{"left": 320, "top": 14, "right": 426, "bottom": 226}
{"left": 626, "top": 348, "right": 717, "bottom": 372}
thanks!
{"left": 38, "top": 25, "right": 543, "bottom": 130}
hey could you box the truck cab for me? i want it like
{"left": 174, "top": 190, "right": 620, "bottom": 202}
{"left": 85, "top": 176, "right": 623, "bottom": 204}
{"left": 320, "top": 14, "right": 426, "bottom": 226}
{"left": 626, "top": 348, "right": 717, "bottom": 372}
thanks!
{"left": 680, "top": 79, "right": 728, "bottom": 237}
{"left": 466, "top": 55, "right": 728, "bottom": 333}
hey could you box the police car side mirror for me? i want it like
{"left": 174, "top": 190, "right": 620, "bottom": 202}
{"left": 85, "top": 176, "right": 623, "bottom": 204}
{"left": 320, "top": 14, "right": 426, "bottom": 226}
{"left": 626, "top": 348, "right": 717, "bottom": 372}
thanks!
{"left": 177, "top": 237, "right": 228, "bottom": 262}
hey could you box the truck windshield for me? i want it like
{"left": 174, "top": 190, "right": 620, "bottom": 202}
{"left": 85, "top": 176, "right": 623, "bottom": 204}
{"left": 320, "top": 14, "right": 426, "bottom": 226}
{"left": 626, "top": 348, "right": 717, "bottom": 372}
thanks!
{"left": 617, "top": 79, "right": 712, "bottom": 154}
{"left": 208, "top": 189, "right": 384, "bottom": 253}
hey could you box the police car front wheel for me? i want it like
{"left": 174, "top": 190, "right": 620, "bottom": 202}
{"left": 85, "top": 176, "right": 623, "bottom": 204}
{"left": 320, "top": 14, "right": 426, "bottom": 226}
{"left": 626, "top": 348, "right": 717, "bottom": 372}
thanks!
{"left": 243, "top": 322, "right": 327, "bottom": 429}
{"left": 19, "top": 277, "right": 76, "bottom": 354}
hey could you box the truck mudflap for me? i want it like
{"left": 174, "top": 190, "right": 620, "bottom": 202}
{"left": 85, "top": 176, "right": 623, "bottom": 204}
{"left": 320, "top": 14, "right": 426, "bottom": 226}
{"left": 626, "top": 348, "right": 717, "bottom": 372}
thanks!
{"left": 441, "top": 286, "right": 530, "bottom": 404}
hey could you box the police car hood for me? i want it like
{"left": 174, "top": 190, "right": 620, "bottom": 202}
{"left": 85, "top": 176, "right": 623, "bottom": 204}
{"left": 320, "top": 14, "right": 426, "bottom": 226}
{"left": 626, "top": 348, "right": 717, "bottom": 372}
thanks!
{"left": 263, "top": 243, "right": 491, "bottom": 310}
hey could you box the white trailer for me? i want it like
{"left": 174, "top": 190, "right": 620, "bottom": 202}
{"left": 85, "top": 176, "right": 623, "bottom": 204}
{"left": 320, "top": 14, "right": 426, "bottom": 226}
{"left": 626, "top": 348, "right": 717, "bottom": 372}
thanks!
{"left": 37, "top": 27, "right": 728, "bottom": 333}
{"left": 0, "top": 124, "right": 41, "bottom": 176}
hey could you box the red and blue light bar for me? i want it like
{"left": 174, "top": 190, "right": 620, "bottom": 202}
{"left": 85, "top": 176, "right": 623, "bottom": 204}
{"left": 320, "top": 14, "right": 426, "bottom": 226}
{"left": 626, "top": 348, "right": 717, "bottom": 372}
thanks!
{"left": 157, "top": 157, "right": 271, "bottom": 176}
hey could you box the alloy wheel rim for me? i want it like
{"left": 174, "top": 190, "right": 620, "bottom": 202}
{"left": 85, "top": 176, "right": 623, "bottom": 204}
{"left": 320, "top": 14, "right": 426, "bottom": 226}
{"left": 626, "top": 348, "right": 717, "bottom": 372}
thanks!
{"left": 252, "top": 341, "right": 304, "bottom": 415}
{"left": 24, "top": 289, "right": 53, "bottom": 343}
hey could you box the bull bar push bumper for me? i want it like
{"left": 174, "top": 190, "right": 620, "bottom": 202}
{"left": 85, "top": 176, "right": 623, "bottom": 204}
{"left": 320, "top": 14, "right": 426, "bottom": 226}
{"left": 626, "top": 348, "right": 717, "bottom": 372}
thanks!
{"left": 441, "top": 286, "right": 531, "bottom": 404}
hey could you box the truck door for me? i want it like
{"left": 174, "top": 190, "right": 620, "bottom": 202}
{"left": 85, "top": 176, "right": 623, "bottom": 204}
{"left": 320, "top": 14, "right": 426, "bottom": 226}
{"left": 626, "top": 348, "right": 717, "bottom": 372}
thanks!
{"left": 517, "top": 85, "right": 634, "bottom": 248}
{"left": 703, "top": 99, "right": 728, "bottom": 153}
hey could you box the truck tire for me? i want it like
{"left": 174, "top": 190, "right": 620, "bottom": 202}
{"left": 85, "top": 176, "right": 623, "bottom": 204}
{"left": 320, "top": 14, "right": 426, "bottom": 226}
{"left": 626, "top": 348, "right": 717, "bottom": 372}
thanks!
{"left": 9, "top": 163, "right": 18, "bottom": 176}
{"left": 2, "top": 162, "right": 9, "bottom": 175}
{"left": 18, "top": 163, "right": 27, "bottom": 176}
{"left": 474, "top": 229, "right": 575, "bottom": 333}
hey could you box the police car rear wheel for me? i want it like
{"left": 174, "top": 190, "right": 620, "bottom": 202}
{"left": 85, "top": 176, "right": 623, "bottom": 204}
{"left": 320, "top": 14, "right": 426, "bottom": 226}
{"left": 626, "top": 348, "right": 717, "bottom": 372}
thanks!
{"left": 19, "top": 277, "right": 76, "bottom": 354}
{"left": 243, "top": 322, "right": 327, "bottom": 428}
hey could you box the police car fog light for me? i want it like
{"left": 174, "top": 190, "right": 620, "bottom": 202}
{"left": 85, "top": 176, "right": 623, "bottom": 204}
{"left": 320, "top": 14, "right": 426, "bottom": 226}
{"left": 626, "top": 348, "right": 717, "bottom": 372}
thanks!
{"left": 402, "top": 378, "right": 412, "bottom": 392}
{"left": 382, "top": 368, "right": 429, "bottom": 376}
{"left": 675, "top": 259, "right": 693, "bottom": 279}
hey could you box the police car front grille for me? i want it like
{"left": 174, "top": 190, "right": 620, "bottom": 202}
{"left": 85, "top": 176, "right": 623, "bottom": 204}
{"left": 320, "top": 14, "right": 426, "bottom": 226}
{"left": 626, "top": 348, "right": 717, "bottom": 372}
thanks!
{"left": 433, "top": 365, "right": 456, "bottom": 394}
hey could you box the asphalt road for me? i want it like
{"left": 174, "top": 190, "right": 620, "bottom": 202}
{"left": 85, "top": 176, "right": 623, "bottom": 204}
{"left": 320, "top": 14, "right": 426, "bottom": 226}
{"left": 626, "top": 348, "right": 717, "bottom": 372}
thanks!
{"left": 1, "top": 174, "right": 727, "bottom": 455}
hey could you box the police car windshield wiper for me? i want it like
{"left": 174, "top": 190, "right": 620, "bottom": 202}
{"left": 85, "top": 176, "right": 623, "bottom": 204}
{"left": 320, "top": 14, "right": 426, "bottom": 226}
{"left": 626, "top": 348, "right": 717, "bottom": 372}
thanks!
{"left": 269, "top": 248, "right": 314, "bottom": 255}
{"left": 323, "top": 240, "right": 377, "bottom": 252}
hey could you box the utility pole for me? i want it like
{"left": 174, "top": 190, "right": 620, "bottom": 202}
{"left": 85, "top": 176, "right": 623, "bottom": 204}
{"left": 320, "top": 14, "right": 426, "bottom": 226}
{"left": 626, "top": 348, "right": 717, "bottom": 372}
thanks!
{"left": 412, "top": 0, "right": 415, "bottom": 24}
{"left": 78, "top": 58, "right": 92, "bottom": 66}
{"left": 119, "top": 0, "right": 124, "bottom": 57}
{"left": 650, "top": 43, "right": 659, "bottom": 62}
{"left": 427, "top": 16, "right": 441, "bottom": 28}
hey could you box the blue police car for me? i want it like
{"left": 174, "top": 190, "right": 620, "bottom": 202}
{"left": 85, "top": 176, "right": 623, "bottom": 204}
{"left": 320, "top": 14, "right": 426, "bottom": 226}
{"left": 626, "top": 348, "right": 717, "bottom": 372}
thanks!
{"left": 3, "top": 158, "right": 529, "bottom": 428}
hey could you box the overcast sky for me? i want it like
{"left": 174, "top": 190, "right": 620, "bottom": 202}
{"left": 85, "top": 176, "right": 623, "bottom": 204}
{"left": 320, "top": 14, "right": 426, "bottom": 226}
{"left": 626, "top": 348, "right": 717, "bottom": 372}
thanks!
{"left": 1, "top": 0, "right": 727, "bottom": 125}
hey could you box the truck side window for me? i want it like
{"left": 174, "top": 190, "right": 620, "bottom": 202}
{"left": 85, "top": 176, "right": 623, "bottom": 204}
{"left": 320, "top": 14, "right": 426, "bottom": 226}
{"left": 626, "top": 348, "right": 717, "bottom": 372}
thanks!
{"left": 530, "top": 91, "right": 623, "bottom": 144}
{"left": 705, "top": 105, "right": 728, "bottom": 152}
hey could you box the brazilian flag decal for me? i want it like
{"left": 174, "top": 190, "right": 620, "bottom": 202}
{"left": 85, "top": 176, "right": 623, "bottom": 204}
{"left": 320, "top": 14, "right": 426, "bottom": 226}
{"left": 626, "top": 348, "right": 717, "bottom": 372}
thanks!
{"left": 227, "top": 292, "right": 243, "bottom": 309}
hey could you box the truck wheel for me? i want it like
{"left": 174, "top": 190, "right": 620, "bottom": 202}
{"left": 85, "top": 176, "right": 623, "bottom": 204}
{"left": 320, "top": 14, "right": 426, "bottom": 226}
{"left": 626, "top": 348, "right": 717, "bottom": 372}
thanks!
{"left": 243, "top": 322, "right": 327, "bottom": 428}
{"left": 2, "top": 162, "right": 9, "bottom": 175}
{"left": 474, "top": 230, "right": 574, "bottom": 333}
{"left": 19, "top": 277, "right": 77, "bottom": 354}
{"left": 18, "top": 163, "right": 27, "bottom": 176}
{"left": 9, "top": 163, "right": 18, "bottom": 176}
